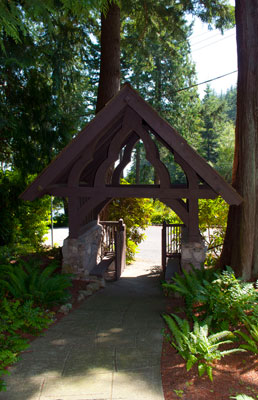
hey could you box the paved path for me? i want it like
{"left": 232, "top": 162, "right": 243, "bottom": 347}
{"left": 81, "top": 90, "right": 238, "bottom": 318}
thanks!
{"left": 1, "top": 229, "right": 165, "bottom": 400}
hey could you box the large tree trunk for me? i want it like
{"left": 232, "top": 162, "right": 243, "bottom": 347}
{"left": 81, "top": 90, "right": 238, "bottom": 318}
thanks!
{"left": 95, "top": 3, "right": 120, "bottom": 114}
{"left": 96, "top": 2, "right": 121, "bottom": 220}
{"left": 219, "top": 0, "right": 258, "bottom": 279}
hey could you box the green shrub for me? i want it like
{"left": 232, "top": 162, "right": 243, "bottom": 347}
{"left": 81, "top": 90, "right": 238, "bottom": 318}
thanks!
{"left": 163, "top": 266, "right": 258, "bottom": 330}
{"left": 150, "top": 199, "right": 181, "bottom": 225}
{"left": 162, "top": 265, "right": 217, "bottom": 316}
{"left": 0, "top": 258, "right": 73, "bottom": 307}
{"left": 107, "top": 183, "right": 153, "bottom": 262}
{"left": 0, "top": 298, "right": 53, "bottom": 391}
{"left": 0, "top": 169, "right": 51, "bottom": 248}
{"left": 198, "top": 197, "right": 229, "bottom": 265}
{"left": 162, "top": 313, "right": 243, "bottom": 381}
{"left": 206, "top": 271, "right": 257, "bottom": 329}
{"left": 235, "top": 317, "right": 258, "bottom": 355}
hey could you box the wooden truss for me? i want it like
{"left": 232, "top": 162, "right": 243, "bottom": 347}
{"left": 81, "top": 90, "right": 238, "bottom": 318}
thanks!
{"left": 21, "top": 83, "right": 242, "bottom": 242}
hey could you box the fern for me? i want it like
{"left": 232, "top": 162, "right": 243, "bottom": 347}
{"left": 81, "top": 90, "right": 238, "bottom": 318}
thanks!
{"left": 0, "top": 259, "right": 73, "bottom": 307}
{"left": 0, "top": 298, "right": 53, "bottom": 391}
{"left": 163, "top": 314, "right": 245, "bottom": 381}
{"left": 235, "top": 329, "right": 258, "bottom": 354}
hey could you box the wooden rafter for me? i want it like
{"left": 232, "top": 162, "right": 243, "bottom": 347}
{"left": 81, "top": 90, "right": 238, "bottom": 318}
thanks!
{"left": 20, "top": 83, "right": 242, "bottom": 240}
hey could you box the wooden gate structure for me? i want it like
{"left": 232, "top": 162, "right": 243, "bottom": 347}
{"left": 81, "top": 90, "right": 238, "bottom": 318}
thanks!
{"left": 99, "top": 220, "right": 126, "bottom": 280}
{"left": 162, "top": 222, "right": 184, "bottom": 272}
{"left": 21, "top": 83, "right": 242, "bottom": 273}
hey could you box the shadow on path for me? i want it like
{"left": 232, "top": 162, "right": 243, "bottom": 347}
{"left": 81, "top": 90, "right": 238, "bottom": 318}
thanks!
{"left": 1, "top": 264, "right": 166, "bottom": 400}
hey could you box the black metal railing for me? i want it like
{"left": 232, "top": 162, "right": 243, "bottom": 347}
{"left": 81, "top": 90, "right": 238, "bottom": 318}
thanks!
{"left": 162, "top": 221, "right": 184, "bottom": 272}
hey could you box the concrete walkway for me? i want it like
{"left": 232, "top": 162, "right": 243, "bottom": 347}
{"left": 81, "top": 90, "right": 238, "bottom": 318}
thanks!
{"left": 1, "top": 233, "right": 165, "bottom": 400}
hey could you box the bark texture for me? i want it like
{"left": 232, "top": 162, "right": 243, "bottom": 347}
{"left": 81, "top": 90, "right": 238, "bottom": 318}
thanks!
{"left": 96, "top": 3, "right": 121, "bottom": 223}
{"left": 96, "top": 3, "right": 121, "bottom": 114}
{"left": 220, "top": 0, "right": 258, "bottom": 279}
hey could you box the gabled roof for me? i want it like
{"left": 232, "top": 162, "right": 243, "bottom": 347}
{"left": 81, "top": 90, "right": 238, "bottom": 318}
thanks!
{"left": 21, "top": 83, "right": 242, "bottom": 206}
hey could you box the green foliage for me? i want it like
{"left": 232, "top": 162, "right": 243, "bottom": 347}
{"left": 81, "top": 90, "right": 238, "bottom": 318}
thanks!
{"left": 163, "top": 266, "right": 258, "bottom": 331}
{"left": 198, "top": 197, "right": 229, "bottom": 266}
{"left": 203, "top": 270, "right": 258, "bottom": 329}
{"left": 53, "top": 213, "right": 69, "bottom": 228}
{"left": 223, "top": 85, "right": 237, "bottom": 123}
{"left": 107, "top": 190, "right": 153, "bottom": 262}
{"left": 162, "top": 265, "right": 217, "bottom": 316}
{"left": 162, "top": 266, "right": 258, "bottom": 379}
{"left": 0, "top": 170, "right": 50, "bottom": 248}
{"left": 0, "top": 258, "right": 73, "bottom": 307}
{"left": 0, "top": 297, "right": 53, "bottom": 391}
{"left": 230, "top": 395, "right": 256, "bottom": 400}
{"left": 215, "top": 121, "right": 235, "bottom": 182}
{"left": 235, "top": 317, "right": 258, "bottom": 355}
{"left": 162, "top": 313, "right": 242, "bottom": 381}
{"left": 150, "top": 200, "right": 182, "bottom": 225}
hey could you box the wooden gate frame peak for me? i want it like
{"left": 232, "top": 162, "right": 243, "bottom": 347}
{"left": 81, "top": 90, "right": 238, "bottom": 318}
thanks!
{"left": 20, "top": 83, "right": 242, "bottom": 242}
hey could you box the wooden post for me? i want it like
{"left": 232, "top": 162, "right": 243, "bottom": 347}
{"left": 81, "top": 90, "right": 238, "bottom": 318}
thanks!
{"left": 68, "top": 196, "right": 80, "bottom": 238}
{"left": 162, "top": 220, "right": 167, "bottom": 274}
{"left": 115, "top": 219, "right": 126, "bottom": 280}
{"left": 187, "top": 197, "right": 200, "bottom": 242}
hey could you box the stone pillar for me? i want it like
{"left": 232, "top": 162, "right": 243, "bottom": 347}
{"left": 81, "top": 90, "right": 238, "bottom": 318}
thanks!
{"left": 180, "top": 226, "right": 207, "bottom": 272}
{"left": 62, "top": 220, "right": 103, "bottom": 279}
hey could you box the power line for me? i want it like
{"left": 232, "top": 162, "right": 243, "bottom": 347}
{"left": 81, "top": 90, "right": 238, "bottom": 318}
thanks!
{"left": 191, "top": 32, "right": 234, "bottom": 48}
{"left": 191, "top": 34, "right": 235, "bottom": 52}
{"left": 190, "top": 27, "right": 235, "bottom": 43}
{"left": 190, "top": 32, "right": 223, "bottom": 46}
{"left": 175, "top": 70, "right": 238, "bottom": 93}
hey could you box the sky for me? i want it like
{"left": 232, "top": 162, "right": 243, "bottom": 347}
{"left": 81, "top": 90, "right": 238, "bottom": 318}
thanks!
{"left": 189, "top": 7, "right": 237, "bottom": 98}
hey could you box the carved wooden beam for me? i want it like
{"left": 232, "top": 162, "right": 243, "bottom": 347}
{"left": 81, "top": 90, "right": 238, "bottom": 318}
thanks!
{"left": 94, "top": 124, "right": 134, "bottom": 187}
{"left": 67, "top": 141, "right": 97, "bottom": 187}
{"left": 160, "top": 198, "right": 189, "bottom": 227}
{"left": 135, "top": 124, "right": 171, "bottom": 189}
{"left": 48, "top": 184, "right": 217, "bottom": 199}
{"left": 112, "top": 133, "right": 139, "bottom": 185}
{"left": 174, "top": 152, "right": 199, "bottom": 189}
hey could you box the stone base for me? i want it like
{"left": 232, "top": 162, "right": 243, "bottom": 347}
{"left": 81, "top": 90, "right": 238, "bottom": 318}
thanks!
{"left": 181, "top": 240, "right": 207, "bottom": 272}
{"left": 62, "top": 220, "right": 103, "bottom": 279}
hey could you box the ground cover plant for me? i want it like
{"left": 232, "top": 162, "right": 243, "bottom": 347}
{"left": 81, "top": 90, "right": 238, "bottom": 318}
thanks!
{"left": 0, "top": 258, "right": 73, "bottom": 307}
{"left": 0, "top": 248, "right": 74, "bottom": 392}
{"left": 162, "top": 313, "right": 243, "bottom": 381}
{"left": 0, "top": 298, "right": 54, "bottom": 391}
{"left": 162, "top": 265, "right": 258, "bottom": 396}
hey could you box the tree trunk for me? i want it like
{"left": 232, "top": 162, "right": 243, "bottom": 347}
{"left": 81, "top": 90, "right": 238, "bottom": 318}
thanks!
{"left": 96, "top": 3, "right": 121, "bottom": 221}
{"left": 95, "top": 3, "right": 121, "bottom": 114}
{"left": 219, "top": 0, "right": 258, "bottom": 279}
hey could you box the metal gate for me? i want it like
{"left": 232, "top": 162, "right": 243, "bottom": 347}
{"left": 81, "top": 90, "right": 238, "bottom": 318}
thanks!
{"left": 100, "top": 219, "right": 126, "bottom": 280}
{"left": 162, "top": 221, "right": 184, "bottom": 274}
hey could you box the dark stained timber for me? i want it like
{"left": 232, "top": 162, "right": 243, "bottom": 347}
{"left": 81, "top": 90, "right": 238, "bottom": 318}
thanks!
{"left": 20, "top": 84, "right": 242, "bottom": 240}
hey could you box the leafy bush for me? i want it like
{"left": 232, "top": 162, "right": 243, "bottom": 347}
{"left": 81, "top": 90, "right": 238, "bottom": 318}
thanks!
{"left": 0, "top": 258, "right": 73, "bottom": 307}
{"left": 150, "top": 199, "right": 181, "bottom": 225}
{"left": 162, "top": 266, "right": 258, "bottom": 382}
{"left": 202, "top": 270, "right": 258, "bottom": 329}
{"left": 198, "top": 197, "right": 229, "bottom": 265}
{"left": 0, "top": 169, "right": 51, "bottom": 248}
{"left": 235, "top": 317, "right": 258, "bottom": 355}
{"left": 162, "top": 265, "right": 217, "bottom": 316}
{"left": 162, "top": 313, "right": 243, "bottom": 381}
{"left": 0, "top": 298, "right": 53, "bottom": 391}
{"left": 163, "top": 266, "right": 258, "bottom": 330}
{"left": 107, "top": 185, "right": 153, "bottom": 262}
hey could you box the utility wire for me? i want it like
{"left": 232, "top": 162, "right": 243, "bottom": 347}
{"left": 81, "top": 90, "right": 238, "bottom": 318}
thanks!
{"left": 191, "top": 32, "right": 234, "bottom": 48}
{"left": 174, "top": 70, "right": 237, "bottom": 93}
{"left": 190, "top": 27, "right": 235, "bottom": 43}
{"left": 191, "top": 34, "right": 235, "bottom": 52}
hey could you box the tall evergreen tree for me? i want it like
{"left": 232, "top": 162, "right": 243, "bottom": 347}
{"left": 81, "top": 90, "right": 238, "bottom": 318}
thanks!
{"left": 198, "top": 85, "right": 228, "bottom": 164}
{"left": 220, "top": 0, "right": 258, "bottom": 279}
